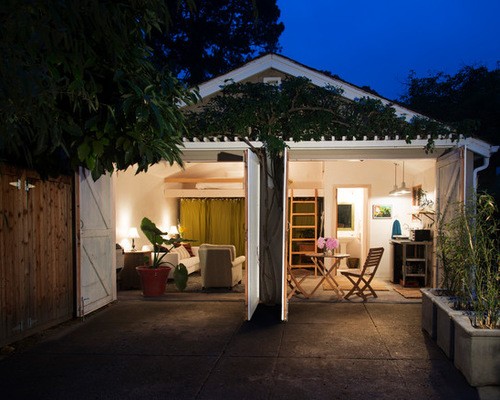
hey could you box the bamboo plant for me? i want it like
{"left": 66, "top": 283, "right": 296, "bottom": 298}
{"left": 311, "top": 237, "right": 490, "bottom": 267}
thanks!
{"left": 437, "top": 193, "right": 500, "bottom": 328}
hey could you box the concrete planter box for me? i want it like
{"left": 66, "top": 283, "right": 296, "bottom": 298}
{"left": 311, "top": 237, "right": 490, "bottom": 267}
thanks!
{"left": 434, "top": 295, "right": 462, "bottom": 359}
{"left": 420, "top": 288, "right": 437, "bottom": 339}
{"left": 453, "top": 313, "right": 500, "bottom": 388}
{"left": 420, "top": 288, "right": 500, "bottom": 392}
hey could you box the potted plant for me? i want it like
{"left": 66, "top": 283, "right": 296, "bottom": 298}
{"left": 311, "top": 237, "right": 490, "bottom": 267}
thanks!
{"left": 427, "top": 193, "right": 500, "bottom": 390}
{"left": 136, "top": 217, "right": 189, "bottom": 297}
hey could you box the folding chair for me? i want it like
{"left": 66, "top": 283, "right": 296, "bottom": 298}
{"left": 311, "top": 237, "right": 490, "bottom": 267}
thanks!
{"left": 287, "top": 265, "right": 313, "bottom": 299}
{"left": 340, "top": 247, "right": 384, "bottom": 301}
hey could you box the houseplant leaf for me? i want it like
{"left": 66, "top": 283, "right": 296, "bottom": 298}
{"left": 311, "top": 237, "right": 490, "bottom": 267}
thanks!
{"left": 173, "top": 263, "right": 188, "bottom": 291}
{"left": 140, "top": 217, "right": 167, "bottom": 248}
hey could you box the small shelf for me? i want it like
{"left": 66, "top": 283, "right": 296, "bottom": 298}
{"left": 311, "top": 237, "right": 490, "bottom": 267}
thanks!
{"left": 391, "top": 240, "right": 432, "bottom": 287}
{"left": 411, "top": 211, "right": 435, "bottom": 222}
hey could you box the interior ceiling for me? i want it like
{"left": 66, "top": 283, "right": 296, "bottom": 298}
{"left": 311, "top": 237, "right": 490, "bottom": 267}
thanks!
{"left": 160, "top": 159, "right": 435, "bottom": 181}
{"left": 166, "top": 162, "right": 244, "bottom": 180}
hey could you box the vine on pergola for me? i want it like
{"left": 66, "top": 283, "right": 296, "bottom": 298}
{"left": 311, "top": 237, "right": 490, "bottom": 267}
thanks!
{"left": 185, "top": 76, "right": 457, "bottom": 155}
{"left": 185, "top": 76, "right": 459, "bottom": 303}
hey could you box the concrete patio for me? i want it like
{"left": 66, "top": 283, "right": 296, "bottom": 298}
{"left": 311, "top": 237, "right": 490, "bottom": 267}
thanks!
{"left": 0, "top": 295, "right": 483, "bottom": 400}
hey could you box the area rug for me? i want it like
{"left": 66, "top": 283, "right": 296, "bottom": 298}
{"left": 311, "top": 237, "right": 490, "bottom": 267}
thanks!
{"left": 393, "top": 287, "right": 422, "bottom": 299}
{"left": 323, "top": 275, "right": 389, "bottom": 291}
{"left": 165, "top": 272, "right": 245, "bottom": 294}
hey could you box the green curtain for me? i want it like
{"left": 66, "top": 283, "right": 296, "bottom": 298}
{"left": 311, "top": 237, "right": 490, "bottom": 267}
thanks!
{"left": 179, "top": 199, "right": 207, "bottom": 246}
{"left": 180, "top": 198, "right": 245, "bottom": 257}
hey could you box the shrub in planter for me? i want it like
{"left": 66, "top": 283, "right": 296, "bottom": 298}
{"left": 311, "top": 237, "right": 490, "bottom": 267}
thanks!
{"left": 435, "top": 194, "right": 500, "bottom": 389}
{"left": 437, "top": 193, "right": 500, "bottom": 329}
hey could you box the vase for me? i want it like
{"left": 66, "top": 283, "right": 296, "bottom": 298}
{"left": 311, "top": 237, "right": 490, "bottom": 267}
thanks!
{"left": 324, "top": 249, "right": 333, "bottom": 257}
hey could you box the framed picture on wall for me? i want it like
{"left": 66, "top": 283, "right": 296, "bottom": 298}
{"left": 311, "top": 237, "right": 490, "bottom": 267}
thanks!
{"left": 372, "top": 204, "right": 392, "bottom": 219}
{"left": 412, "top": 185, "right": 422, "bottom": 206}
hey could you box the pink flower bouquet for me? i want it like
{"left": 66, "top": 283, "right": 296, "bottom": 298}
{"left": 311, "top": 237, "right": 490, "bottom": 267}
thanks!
{"left": 316, "top": 236, "right": 339, "bottom": 251}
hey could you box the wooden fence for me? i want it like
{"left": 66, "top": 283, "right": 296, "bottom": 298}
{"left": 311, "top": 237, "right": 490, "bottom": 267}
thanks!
{"left": 1, "top": 165, "right": 75, "bottom": 346}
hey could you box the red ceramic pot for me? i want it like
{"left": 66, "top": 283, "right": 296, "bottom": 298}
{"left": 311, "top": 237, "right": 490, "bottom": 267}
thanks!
{"left": 135, "top": 266, "right": 171, "bottom": 297}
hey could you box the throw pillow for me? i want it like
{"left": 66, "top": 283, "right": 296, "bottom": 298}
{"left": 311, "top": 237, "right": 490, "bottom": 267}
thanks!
{"left": 174, "top": 242, "right": 194, "bottom": 257}
{"left": 172, "top": 245, "right": 191, "bottom": 260}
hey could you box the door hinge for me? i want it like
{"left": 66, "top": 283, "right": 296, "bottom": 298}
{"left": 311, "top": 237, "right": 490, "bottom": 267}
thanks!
{"left": 9, "top": 179, "right": 21, "bottom": 190}
{"left": 8, "top": 179, "right": 35, "bottom": 192}
{"left": 25, "top": 181, "right": 35, "bottom": 192}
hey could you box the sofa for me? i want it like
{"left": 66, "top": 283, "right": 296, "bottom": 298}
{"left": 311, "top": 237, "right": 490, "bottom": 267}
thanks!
{"left": 198, "top": 244, "right": 245, "bottom": 288}
{"left": 155, "top": 244, "right": 200, "bottom": 279}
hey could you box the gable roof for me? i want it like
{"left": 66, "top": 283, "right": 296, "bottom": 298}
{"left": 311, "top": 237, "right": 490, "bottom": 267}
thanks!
{"left": 186, "top": 54, "right": 497, "bottom": 161}
{"left": 196, "top": 53, "right": 421, "bottom": 121}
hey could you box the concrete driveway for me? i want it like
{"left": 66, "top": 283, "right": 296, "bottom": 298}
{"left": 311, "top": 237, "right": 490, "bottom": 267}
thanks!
{"left": 0, "top": 299, "right": 479, "bottom": 399}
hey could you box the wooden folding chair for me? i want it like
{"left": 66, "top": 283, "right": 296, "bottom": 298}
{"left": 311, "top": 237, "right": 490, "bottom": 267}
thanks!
{"left": 287, "top": 265, "right": 313, "bottom": 299}
{"left": 340, "top": 247, "right": 384, "bottom": 301}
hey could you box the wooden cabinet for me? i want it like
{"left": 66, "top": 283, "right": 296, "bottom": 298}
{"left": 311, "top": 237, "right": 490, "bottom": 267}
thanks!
{"left": 288, "top": 192, "right": 318, "bottom": 273}
{"left": 391, "top": 240, "right": 432, "bottom": 287}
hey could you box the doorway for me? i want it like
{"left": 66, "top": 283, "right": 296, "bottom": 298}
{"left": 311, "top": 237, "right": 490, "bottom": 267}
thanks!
{"left": 333, "top": 186, "right": 369, "bottom": 268}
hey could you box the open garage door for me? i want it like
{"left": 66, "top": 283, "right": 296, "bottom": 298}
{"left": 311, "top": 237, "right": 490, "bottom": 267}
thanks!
{"left": 78, "top": 169, "right": 116, "bottom": 316}
{"left": 245, "top": 150, "right": 260, "bottom": 320}
{"left": 432, "top": 147, "right": 468, "bottom": 287}
{"left": 281, "top": 148, "right": 289, "bottom": 321}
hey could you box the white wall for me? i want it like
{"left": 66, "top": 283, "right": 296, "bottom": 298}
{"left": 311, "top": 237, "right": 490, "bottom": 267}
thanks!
{"left": 115, "top": 163, "right": 181, "bottom": 250}
{"left": 321, "top": 160, "right": 435, "bottom": 280}
{"left": 114, "top": 158, "right": 436, "bottom": 280}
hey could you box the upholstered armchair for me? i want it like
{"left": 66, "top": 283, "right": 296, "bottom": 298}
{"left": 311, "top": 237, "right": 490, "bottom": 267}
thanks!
{"left": 199, "top": 244, "right": 245, "bottom": 289}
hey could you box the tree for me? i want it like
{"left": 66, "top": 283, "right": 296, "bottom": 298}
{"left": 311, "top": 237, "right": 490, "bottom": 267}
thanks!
{"left": 186, "top": 77, "right": 453, "bottom": 303}
{"left": 0, "top": 0, "right": 198, "bottom": 179}
{"left": 400, "top": 65, "right": 500, "bottom": 143}
{"left": 400, "top": 65, "right": 500, "bottom": 199}
{"left": 149, "top": 0, "right": 284, "bottom": 86}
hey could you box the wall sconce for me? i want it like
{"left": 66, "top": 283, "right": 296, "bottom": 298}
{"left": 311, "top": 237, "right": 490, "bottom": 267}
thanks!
{"left": 128, "top": 227, "right": 140, "bottom": 251}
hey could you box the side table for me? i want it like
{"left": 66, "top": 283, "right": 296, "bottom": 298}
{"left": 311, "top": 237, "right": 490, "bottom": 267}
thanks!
{"left": 119, "top": 250, "right": 151, "bottom": 290}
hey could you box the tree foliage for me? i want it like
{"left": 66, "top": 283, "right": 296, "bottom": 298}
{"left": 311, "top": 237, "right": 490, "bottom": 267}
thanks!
{"left": 149, "top": 0, "right": 284, "bottom": 86}
{"left": 400, "top": 65, "right": 500, "bottom": 144}
{"left": 400, "top": 64, "right": 500, "bottom": 200}
{"left": 0, "top": 0, "right": 198, "bottom": 179}
{"left": 186, "top": 76, "right": 454, "bottom": 155}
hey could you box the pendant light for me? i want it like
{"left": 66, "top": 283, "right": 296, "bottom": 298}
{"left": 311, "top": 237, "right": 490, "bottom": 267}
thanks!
{"left": 389, "top": 163, "right": 400, "bottom": 196}
{"left": 398, "top": 161, "right": 411, "bottom": 195}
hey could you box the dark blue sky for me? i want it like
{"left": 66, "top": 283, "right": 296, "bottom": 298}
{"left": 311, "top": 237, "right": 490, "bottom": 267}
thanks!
{"left": 276, "top": 0, "right": 500, "bottom": 100}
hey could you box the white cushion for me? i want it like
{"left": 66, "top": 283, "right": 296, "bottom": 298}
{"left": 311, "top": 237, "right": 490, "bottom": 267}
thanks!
{"left": 171, "top": 245, "right": 191, "bottom": 260}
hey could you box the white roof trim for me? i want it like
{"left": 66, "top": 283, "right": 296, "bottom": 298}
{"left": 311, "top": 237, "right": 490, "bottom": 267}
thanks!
{"left": 179, "top": 136, "right": 497, "bottom": 161}
{"left": 197, "top": 54, "right": 422, "bottom": 121}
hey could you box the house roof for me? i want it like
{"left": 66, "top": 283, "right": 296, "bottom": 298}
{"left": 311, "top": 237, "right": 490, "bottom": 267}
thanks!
{"left": 196, "top": 53, "right": 421, "bottom": 121}
{"left": 182, "top": 54, "right": 498, "bottom": 161}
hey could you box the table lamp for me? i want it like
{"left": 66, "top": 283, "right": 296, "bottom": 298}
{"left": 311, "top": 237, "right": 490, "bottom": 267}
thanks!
{"left": 168, "top": 225, "right": 179, "bottom": 239}
{"left": 128, "top": 227, "right": 140, "bottom": 251}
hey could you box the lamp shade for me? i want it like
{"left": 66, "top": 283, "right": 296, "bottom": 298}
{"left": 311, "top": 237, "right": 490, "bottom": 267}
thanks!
{"left": 397, "top": 183, "right": 411, "bottom": 195}
{"left": 127, "top": 227, "right": 140, "bottom": 239}
{"left": 168, "top": 225, "right": 179, "bottom": 236}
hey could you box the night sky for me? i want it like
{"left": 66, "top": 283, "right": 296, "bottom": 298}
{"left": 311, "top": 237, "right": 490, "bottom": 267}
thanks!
{"left": 276, "top": 0, "right": 500, "bottom": 100}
